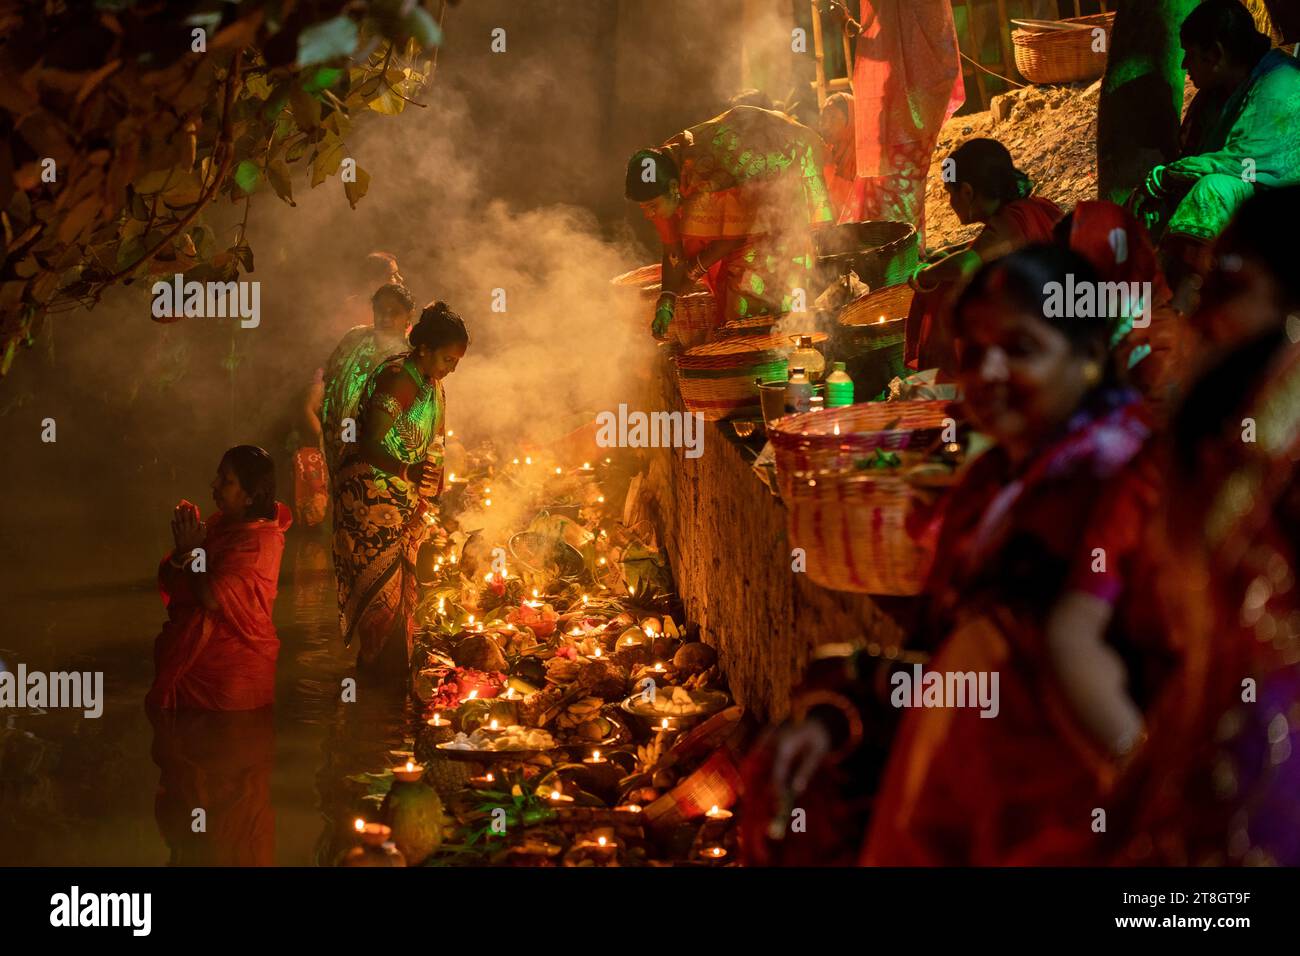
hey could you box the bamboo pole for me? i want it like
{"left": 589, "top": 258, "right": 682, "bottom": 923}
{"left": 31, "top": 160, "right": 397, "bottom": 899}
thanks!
{"left": 994, "top": 0, "right": 1018, "bottom": 83}
{"left": 963, "top": 0, "right": 988, "bottom": 110}
{"left": 810, "top": 0, "right": 828, "bottom": 108}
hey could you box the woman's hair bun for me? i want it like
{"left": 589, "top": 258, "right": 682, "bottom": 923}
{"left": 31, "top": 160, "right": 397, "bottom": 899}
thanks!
{"left": 410, "top": 300, "right": 469, "bottom": 351}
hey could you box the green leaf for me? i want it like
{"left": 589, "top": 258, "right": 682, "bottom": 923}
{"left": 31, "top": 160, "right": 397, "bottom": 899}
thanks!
{"left": 303, "top": 66, "right": 344, "bottom": 94}
{"left": 297, "top": 16, "right": 359, "bottom": 68}
{"left": 233, "top": 159, "right": 261, "bottom": 195}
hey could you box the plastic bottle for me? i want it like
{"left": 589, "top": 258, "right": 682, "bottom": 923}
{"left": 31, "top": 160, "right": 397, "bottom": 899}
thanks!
{"left": 825, "top": 361, "right": 855, "bottom": 408}
{"left": 789, "top": 335, "right": 826, "bottom": 381}
{"left": 785, "top": 367, "right": 813, "bottom": 414}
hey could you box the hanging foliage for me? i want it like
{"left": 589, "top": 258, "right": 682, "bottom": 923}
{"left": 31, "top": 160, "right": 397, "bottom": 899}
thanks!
{"left": 0, "top": 0, "right": 451, "bottom": 376}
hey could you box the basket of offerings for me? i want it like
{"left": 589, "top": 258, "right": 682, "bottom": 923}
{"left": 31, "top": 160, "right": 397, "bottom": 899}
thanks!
{"left": 675, "top": 335, "right": 790, "bottom": 421}
{"left": 435, "top": 725, "right": 557, "bottom": 762}
{"left": 1012, "top": 13, "right": 1115, "bottom": 85}
{"left": 785, "top": 466, "right": 951, "bottom": 595}
{"left": 814, "top": 220, "right": 919, "bottom": 290}
{"left": 769, "top": 399, "right": 952, "bottom": 498}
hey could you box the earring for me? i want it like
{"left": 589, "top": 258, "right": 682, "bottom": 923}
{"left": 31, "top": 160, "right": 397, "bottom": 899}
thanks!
{"left": 1082, "top": 361, "right": 1102, "bottom": 387}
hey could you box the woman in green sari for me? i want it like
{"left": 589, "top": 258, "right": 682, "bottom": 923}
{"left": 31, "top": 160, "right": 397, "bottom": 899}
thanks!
{"left": 333, "top": 301, "right": 469, "bottom": 671}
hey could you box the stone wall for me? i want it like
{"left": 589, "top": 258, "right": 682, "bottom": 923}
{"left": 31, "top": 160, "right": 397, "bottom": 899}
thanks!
{"left": 638, "top": 362, "right": 911, "bottom": 721}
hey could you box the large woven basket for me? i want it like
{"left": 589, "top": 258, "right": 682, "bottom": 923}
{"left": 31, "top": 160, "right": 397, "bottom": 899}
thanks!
{"left": 835, "top": 284, "right": 912, "bottom": 399}
{"left": 770, "top": 399, "right": 952, "bottom": 498}
{"left": 786, "top": 471, "right": 945, "bottom": 595}
{"left": 815, "top": 220, "right": 919, "bottom": 290}
{"left": 1012, "top": 14, "right": 1115, "bottom": 85}
{"left": 676, "top": 335, "right": 790, "bottom": 421}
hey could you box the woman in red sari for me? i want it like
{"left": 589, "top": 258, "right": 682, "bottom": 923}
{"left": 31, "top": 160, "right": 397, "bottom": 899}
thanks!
{"left": 148, "top": 445, "right": 290, "bottom": 712}
{"left": 771, "top": 247, "right": 1163, "bottom": 865}
{"left": 906, "top": 138, "right": 1063, "bottom": 376}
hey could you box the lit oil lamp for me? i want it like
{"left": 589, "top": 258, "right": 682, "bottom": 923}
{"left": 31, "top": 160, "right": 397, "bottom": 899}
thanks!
{"left": 392, "top": 760, "right": 424, "bottom": 783}
{"left": 524, "top": 456, "right": 533, "bottom": 465}
{"left": 652, "top": 662, "right": 666, "bottom": 673}
{"left": 616, "top": 804, "right": 642, "bottom": 814}
{"left": 547, "top": 785, "right": 574, "bottom": 804}
{"left": 654, "top": 717, "right": 677, "bottom": 734}
{"left": 512, "top": 458, "right": 520, "bottom": 465}
{"left": 484, "top": 498, "right": 492, "bottom": 507}
{"left": 447, "top": 429, "right": 455, "bottom": 438}
{"left": 583, "top": 749, "right": 607, "bottom": 765}
{"left": 700, "top": 845, "right": 728, "bottom": 861}
{"left": 592, "top": 646, "right": 602, "bottom": 658}
{"left": 554, "top": 467, "right": 562, "bottom": 475}
{"left": 427, "top": 712, "right": 448, "bottom": 728}
{"left": 598, "top": 557, "right": 607, "bottom": 566}
{"left": 604, "top": 457, "right": 612, "bottom": 464}
{"left": 596, "top": 495, "right": 605, "bottom": 503}
{"left": 705, "top": 804, "right": 733, "bottom": 821}
{"left": 468, "top": 771, "right": 495, "bottom": 788}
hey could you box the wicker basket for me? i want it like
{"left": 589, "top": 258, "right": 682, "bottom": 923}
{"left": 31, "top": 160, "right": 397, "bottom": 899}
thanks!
{"left": 815, "top": 220, "right": 919, "bottom": 290}
{"left": 610, "top": 263, "right": 662, "bottom": 298}
{"left": 770, "top": 399, "right": 952, "bottom": 498}
{"left": 716, "top": 315, "right": 777, "bottom": 338}
{"left": 1012, "top": 14, "right": 1115, "bottom": 85}
{"left": 786, "top": 471, "right": 945, "bottom": 595}
{"left": 611, "top": 264, "right": 715, "bottom": 347}
{"left": 676, "top": 336, "right": 790, "bottom": 421}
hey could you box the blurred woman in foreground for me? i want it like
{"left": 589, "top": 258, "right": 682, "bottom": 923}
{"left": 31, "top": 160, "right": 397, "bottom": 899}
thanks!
{"left": 333, "top": 301, "right": 468, "bottom": 673}
{"left": 148, "top": 445, "right": 290, "bottom": 711}
{"left": 1110, "top": 187, "right": 1300, "bottom": 865}
{"left": 769, "top": 247, "right": 1167, "bottom": 864}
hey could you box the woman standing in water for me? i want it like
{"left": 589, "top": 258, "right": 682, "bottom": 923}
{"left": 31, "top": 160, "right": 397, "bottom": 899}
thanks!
{"left": 333, "top": 301, "right": 468, "bottom": 673}
{"left": 148, "top": 445, "right": 291, "bottom": 711}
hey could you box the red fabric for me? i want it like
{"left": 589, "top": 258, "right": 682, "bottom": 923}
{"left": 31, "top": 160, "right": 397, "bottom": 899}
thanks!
{"left": 848, "top": 0, "right": 965, "bottom": 236}
{"left": 292, "top": 446, "right": 328, "bottom": 527}
{"left": 905, "top": 197, "right": 1063, "bottom": 375}
{"left": 863, "top": 396, "right": 1154, "bottom": 865}
{"left": 1063, "top": 200, "right": 1188, "bottom": 416}
{"left": 148, "top": 502, "right": 291, "bottom": 711}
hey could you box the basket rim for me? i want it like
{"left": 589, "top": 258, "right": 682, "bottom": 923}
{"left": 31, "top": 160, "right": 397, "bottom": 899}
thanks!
{"left": 769, "top": 399, "right": 953, "bottom": 440}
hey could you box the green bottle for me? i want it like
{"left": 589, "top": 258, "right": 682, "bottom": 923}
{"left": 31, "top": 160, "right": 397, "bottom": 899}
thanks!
{"left": 825, "top": 362, "right": 854, "bottom": 408}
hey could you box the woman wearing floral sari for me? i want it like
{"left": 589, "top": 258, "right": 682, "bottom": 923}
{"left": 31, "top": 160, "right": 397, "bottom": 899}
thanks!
{"left": 333, "top": 301, "right": 469, "bottom": 672}
{"left": 625, "top": 105, "right": 833, "bottom": 338}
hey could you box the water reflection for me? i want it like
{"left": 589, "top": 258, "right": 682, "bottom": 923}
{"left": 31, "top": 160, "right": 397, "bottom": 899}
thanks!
{"left": 1, "top": 529, "right": 415, "bottom": 866}
{"left": 150, "top": 707, "right": 275, "bottom": 866}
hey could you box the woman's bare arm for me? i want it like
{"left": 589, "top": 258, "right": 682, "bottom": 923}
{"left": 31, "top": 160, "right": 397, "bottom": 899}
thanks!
{"left": 1045, "top": 590, "right": 1145, "bottom": 757}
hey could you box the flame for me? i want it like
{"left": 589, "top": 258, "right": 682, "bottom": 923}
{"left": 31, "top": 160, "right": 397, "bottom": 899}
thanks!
{"left": 354, "top": 818, "right": 365, "bottom": 832}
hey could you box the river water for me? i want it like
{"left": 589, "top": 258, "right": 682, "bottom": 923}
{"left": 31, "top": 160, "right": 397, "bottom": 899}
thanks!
{"left": 0, "top": 525, "right": 410, "bottom": 866}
